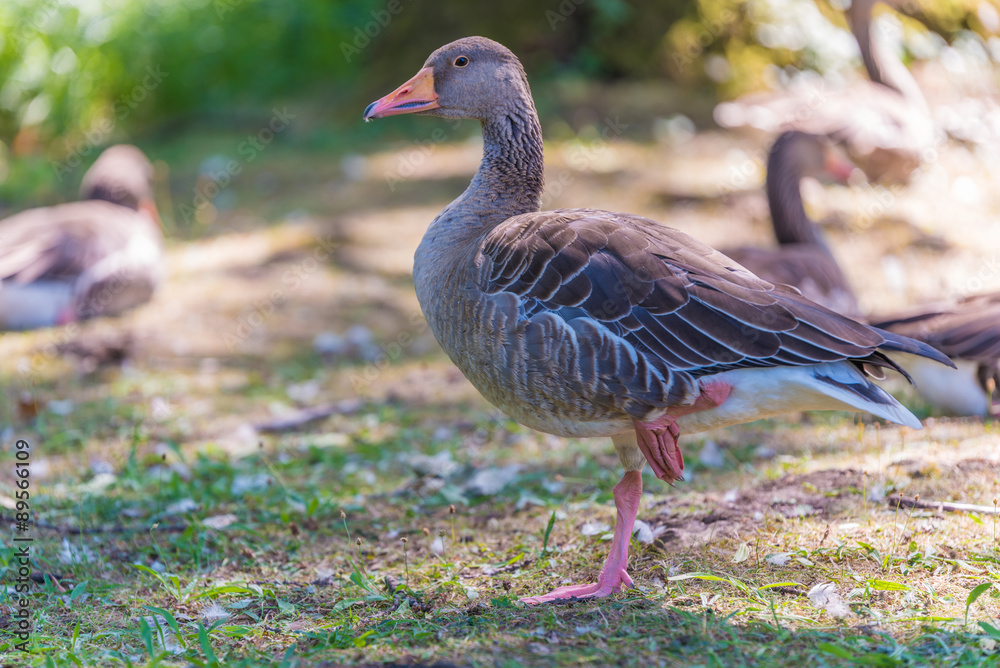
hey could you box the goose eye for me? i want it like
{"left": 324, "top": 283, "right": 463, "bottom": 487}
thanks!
{"left": 453, "top": 56, "right": 469, "bottom": 67}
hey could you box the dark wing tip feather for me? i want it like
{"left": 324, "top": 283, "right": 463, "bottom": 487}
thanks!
{"left": 872, "top": 326, "right": 956, "bottom": 369}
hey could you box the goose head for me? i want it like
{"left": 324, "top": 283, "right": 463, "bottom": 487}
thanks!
{"left": 363, "top": 36, "right": 532, "bottom": 123}
{"left": 80, "top": 144, "right": 160, "bottom": 224}
{"left": 773, "top": 132, "right": 855, "bottom": 184}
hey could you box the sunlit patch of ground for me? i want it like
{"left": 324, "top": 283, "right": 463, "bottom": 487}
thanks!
{"left": 2, "top": 90, "right": 1000, "bottom": 664}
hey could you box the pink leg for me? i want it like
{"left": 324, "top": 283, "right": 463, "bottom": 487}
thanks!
{"left": 521, "top": 470, "right": 642, "bottom": 604}
{"left": 634, "top": 381, "right": 731, "bottom": 483}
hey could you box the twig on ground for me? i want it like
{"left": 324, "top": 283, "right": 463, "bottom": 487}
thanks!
{"left": 4, "top": 517, "right": 190, "bottom": 534}
{"left": 254, "top": 398, "right": 362, "bottom": 433}
{"left": 249, "top": 578, "right": 337, "bottom": 587}
{"left": 887, "top": 496, "right": 1000, "bottom": 515}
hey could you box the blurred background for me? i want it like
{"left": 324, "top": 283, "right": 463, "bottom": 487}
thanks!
{"left": 2, "top": 0, "right": 998, "bottom": 215}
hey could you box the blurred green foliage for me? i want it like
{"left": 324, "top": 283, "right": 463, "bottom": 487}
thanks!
{"left": 0, "top": 0, "right": 996, "bottom": 168}
{"left": 0, "top": 0, "right": 697, "bottom": 152}
{"left": 0, "top": 0, "right": 363, "bottom": 152}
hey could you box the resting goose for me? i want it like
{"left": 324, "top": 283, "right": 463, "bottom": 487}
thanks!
{"left": 714, "top": 0, "right": 932, "bottom": 183}
{"left": 0, "top": 145, "right": 163, "bottom": 330}
{"left": 723, "top": 131, "right": 862, "bottom": 318}
{"left": 364, "top": 37, "right": 952, "bottom": 603}
{"left": 872, "top": 293, "right": 1000, "bottom": 416}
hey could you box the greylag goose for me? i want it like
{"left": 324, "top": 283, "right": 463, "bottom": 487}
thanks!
{"left": 723, "top": 131, "right": 862, "bottom": 318}
{"left": 0, "top": 145, "right": 162, "bottom": 330}
{"left": 714, "top": 0, "right": 932, "bottom": 183}
{"left": 872, "top": 293, "right": 1000, "bottom": 416}
{"left": 364, "top": 37, "right": 952, "bottom": 603}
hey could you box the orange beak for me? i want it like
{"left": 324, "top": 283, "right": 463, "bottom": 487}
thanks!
{"left": 363, "top": 67, "right": 440, "bottom": 121}
{"left": 823, "top": 147, "right": 856, "bottom": 184}
{"left": 139, "top": 198, "right": 161, "bottom": 226}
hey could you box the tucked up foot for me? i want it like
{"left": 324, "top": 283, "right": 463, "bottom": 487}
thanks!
{"left": 634, "top": 380, "right": 731, "bottom": 483}
{"left": 633, "top": 417, "right": 682, "bottom": 483}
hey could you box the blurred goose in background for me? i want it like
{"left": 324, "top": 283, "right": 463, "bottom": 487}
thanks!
{"left": 364, "top": 36, "right": 953, "bottom": 603}
{"left": 0, "top": 145, "right": 163, "bottom": 330}
{"left": 872, "top": 293, "right": 1000, "bottom": 416}
{"left": 714, "top": 0, "right": 933, "bottom": 183}
{"left": 723, "top": 131, "right": 861, "bottom": 318}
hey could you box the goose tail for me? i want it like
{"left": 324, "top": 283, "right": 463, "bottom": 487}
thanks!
{"left": 810, "top": 362, "right": 923, "bottom": 429}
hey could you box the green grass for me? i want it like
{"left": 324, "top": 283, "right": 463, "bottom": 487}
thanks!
{"left": 3, "top": 390, "right": 999, "bottom": 666}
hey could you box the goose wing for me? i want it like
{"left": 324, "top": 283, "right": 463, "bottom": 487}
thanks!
{"left": 873, "top": 293, "right": 1000, "bottom": 363}
{"left": 722, "top": 244, "right": 861, "bottom": 318}
{"left": 0, "top": 201, "right": 147, "bottom": 283}
{"left": 478, "top": 208, "right": 950, "bottom": 416}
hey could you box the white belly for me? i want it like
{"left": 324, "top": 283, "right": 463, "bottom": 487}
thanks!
{"left": 676, "top": 362, "right": 922, "bottom": 433}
